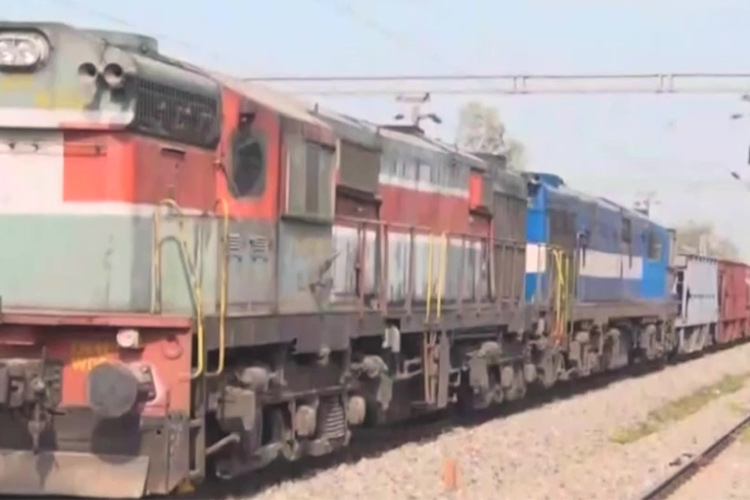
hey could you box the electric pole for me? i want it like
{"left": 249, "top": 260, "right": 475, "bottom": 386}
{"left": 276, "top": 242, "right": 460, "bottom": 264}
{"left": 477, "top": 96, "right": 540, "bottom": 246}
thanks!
{"left": 634, "top": 191, "right": 659, "bottom": 217}
{"left": 393, "top": 92, "right": 442, "bottom": 130}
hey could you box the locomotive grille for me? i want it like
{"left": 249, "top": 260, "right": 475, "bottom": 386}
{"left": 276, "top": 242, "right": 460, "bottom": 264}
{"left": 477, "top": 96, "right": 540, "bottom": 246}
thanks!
{"left": 248, "top": 237, "right": 270, "bottom": 261}
{"left": 228, "top": 233, "right": 242, "bottom": 253}
{"left": 319, "top": 396, "right": 346, "bottom": 439}
{"left": 133, "top": 78, "right": 219, "bottom": 148}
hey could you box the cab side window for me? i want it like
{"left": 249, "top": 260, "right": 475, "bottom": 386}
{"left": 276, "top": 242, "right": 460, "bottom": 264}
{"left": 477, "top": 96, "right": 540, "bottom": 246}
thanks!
{"left": 647, "top": 230, "right": 662, "bottom": 260}
{"left": 229, "top": 128, "right": 266, "bottom": 199}
{"left": 621, "top": 217, "right": 632, "bottom": 245}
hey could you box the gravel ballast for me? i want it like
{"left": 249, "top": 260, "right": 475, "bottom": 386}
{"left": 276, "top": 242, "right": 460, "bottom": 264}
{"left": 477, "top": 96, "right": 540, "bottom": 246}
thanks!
{"left": 670, "top": 435, "right": 750, "bottom": 500}
{"left": 236, "top": 343, "right": 750, "bottom": 500}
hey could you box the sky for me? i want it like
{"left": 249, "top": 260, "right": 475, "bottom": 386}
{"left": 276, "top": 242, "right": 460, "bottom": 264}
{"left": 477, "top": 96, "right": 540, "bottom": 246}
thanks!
{"left": 6, "top": 0, "right": 750, "bottom": 257}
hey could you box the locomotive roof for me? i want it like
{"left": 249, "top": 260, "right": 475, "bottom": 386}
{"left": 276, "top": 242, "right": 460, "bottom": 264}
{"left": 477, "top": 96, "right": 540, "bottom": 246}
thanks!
{"left": 68, "top": 27, "right": 326, "bottom": 129}
{"left": 531, "top": 171, "right": 665, "bottom": 227}
{"left": 492, "top": 167, "right": 527, "bottom": 200}
{"left": 431, "top": 139, "right": 488, "bottom": 170}
{"left": 312, "top": 107, "right": 381, "bottom": 149}
{"left": 210, "top": 72, "right": 331, "bottom": 129}
{"left": 377, "top": 127, "right": 491, "bottom": 170}
{"left": 530, "top": 172, "right": 606, "bottom": 209}
{"left": 378, "top": 126, "right": 447, "bottom": 153}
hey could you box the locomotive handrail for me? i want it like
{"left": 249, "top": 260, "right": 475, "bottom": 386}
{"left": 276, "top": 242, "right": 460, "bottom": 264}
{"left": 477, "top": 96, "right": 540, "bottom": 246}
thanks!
{"left": 425, "top": 233, "right": 435, "bottom": 322}
{"left": 205, "top": 197, "right": 230, "bottom": 378}
{"left": 335, "top": 214, "right": 431, "bottom": 233}
{"left": 338, "top": 215, "right": 492, "bottom": 318}
{"left": 425, "top": 232, "right": 449, "bottom": 322}
{"left": 436, "top": 232, "right": 448, "bottom": 320}
{"left": 151, "top": 199, "right": 186, "bottom": 315}
{"left": 152, "top": 198, "right": 206, "bottom": 380}
{"left": 552, "top": 248, "right": 564, "bottom": 341}
{"left": 337, "top": 214, "right": 493, "bottom": 244}
{"left": 551, "top": 248, "right": 571, "bottom": 344}
{"left": 421, "top": 232, "right": 448, "bottom": 406}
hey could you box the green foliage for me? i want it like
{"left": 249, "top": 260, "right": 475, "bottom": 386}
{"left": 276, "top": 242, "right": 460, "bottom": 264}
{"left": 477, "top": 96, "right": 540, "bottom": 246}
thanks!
{"left": 610, "top": 373, "right": 750, "bottom": 445}
{"left": 456, "top": 101, "right": 526, "bottom": 171}
{"left": 674, "top": 221, "right": 740, "bottom": 259}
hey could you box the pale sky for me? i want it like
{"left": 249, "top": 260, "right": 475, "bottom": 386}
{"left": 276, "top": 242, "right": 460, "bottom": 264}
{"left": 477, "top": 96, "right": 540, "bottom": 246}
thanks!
{"left": 7, "top": 0, "right": 750, "bottom": 257}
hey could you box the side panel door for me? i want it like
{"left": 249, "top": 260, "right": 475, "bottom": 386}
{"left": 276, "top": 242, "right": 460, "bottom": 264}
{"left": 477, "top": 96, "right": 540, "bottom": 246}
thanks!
{"left": 219, "top": 97, "right": 280, "bottom": 314}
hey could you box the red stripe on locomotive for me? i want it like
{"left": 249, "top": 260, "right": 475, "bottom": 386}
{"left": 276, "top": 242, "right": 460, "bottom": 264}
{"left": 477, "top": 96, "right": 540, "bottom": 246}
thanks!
{"left": 379, "top": 184, "right": 470, "bottom": 235}
{"left": 62, "top": 132, "right": 217, "bottom": 212}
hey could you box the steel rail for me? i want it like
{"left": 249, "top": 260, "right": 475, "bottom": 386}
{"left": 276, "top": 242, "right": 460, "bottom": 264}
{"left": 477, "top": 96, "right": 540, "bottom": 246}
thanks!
{"left": 636, "top": 413, "right": 750, "bottom": 500}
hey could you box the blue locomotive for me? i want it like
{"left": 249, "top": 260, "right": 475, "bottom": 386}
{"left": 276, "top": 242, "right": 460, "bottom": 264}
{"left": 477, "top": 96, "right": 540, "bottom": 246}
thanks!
{"left": 524, "top": 172, "right": 675, "bottom": 375}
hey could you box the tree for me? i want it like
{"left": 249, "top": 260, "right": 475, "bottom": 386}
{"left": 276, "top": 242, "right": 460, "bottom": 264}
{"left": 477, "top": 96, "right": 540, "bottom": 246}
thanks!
{"left": 674, "top": 221, "right": 739, "bottom": 259}
{"left": 456, "top": 101, "right": 527, "bottom": 171}
{"left": 505, "top": 138, "right": 527, "bottom": 172}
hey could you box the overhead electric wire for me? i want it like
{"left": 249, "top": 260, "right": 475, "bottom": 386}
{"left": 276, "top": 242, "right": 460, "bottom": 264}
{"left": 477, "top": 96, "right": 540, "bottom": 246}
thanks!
{"left": 38, "top": 0, "right": 198, "bottom": 52}
{"left": 246, "top": 72, "right": 750, "bottom": 82}
{"left": 34, "top": 1, "right": 750, "bottom": 98}
{"left": 37, "top": 0, "right": 460, "bottom": 83}
{"left": 242, "top": 72, "right": 750, "bottom": 96}
{"left": 305, "top": 0, "right": 469, "bottom": 80}
{"left": 308, "top": 0, "right": 445, "bottom": 62}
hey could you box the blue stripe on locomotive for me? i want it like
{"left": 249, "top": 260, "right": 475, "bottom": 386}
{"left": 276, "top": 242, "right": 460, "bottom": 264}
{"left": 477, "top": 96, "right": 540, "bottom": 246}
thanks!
{"left": 524, "top": 173, "right": 671, "bottom": 306}
{"left": 524, "top": 174, "right": 551, "bottom": 304}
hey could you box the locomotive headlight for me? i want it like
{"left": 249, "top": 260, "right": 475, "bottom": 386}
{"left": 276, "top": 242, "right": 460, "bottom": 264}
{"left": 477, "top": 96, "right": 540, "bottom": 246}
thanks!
{"left": 116, "top": 328, "right": 141, "bottom": 350}
{"left": 0, "top": 31, "right": 49, "bottom": 70}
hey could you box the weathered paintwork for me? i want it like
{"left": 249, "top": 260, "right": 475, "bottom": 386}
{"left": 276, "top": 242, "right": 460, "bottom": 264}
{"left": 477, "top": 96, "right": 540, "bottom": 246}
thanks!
{"left": 0, "top": 22, "right": 221, "bottom": 140}
{"left": 210, "top": 73, "right": 339, "bottom": 318}
{"left": 0, "top": 311, "right": 193, "bottom": 497}
{"left": 315, "top": 109, "right": 381, "bottom": 197}
{"left": 675, "top": 254, "right": 719, "bottom": 327}
{"left": 525, "top": 173, "right": 672, "bottom": 307}
{"left": 0, "top": 29, "right": 342, "bottom": 321}
{"left": 0, "top": 20, "right": 223, "bottom": 317}
{"left": 0, "top": 129, "right": 222, "bottom": 315}
{"left": 718, "top": 259, "right": 750, "bottom": 344}
{"left": 674, "top": 253, "right": 719, "bottom": 353}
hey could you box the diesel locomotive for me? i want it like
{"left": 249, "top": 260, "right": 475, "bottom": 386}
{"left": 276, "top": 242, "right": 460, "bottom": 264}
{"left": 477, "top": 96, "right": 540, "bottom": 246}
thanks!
{"left": 0, "top": 21, "right": 746, "bottom": 499}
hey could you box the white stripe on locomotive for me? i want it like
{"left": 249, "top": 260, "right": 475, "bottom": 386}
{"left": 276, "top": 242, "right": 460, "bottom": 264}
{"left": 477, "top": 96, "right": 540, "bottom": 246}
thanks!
{"left": 525, "top": 242, "right": 644, "bottom": 280}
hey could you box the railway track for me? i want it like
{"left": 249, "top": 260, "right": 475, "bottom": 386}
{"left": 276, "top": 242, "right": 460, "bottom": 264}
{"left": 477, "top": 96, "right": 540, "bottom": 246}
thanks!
{"left": 636, "top": 411, "right": 750, "bottom": 500}
{"left": 183, "top": 344, "right": 742, "bottom": 500}
{"left": 181, "top": 366, "right": 661, "bottom": 499}
{"left": 2, "top": 343, "right": 744, "bottom": 500}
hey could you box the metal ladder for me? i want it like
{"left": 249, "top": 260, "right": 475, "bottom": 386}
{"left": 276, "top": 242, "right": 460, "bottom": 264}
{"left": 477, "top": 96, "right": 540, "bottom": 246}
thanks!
{"left": 151, "top": 198, "right": 231, "bottom": 489}
{"left": 550, "top": 247, "right": 573, "bottom": 347}
{"left": 422, "top": 233, "right": 451, "bottom": 409}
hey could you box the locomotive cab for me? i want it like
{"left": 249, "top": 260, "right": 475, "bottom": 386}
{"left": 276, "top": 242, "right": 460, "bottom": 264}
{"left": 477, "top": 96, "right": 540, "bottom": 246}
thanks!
{"left": 0, "top": 22, "right": 224, "bottom": 498}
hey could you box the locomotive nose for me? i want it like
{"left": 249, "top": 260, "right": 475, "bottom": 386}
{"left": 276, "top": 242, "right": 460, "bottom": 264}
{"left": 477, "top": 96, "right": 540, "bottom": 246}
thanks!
{"left": 87, "top": 362, "right": 148, "bottom": 419}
